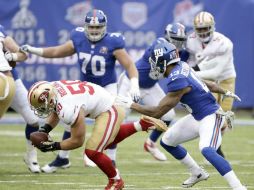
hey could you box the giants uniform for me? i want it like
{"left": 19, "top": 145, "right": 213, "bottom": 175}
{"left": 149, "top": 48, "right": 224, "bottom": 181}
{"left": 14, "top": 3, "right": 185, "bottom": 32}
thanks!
{"left": 0, "top": 25, "right": 15, "bottom": 118}
{"left": 186, "top": 32, "right": 236, "bottom": 111}
{"left": 71, "top": 27, "right": 125, "bottom": 95}
{"left": 118, "top": 38, "right": 175, "bottom": 122}
{"left": 162, "top": 62, "right": 225, "bottom": 150}
{"left": 52, "top": 80, "right": 125, "bottom": 152}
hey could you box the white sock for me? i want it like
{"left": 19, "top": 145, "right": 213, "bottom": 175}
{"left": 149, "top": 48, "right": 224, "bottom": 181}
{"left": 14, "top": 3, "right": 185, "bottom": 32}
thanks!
{"left": 223, "top": 170, "right": 243, "bottom": 188}
{"left": 107, "top": 148, "right": 117, "bottom": 161}
{"left": 112, "top": 168, "right": 121, "bottom": 180}
{"left": 180, "top": 153, "right": 201, "bottom": 175}
{"left": 59, "top": 150, "right": 70, "bottom": 159}
{"left": 133, "top": 121, "right": 142, "bottom": 131}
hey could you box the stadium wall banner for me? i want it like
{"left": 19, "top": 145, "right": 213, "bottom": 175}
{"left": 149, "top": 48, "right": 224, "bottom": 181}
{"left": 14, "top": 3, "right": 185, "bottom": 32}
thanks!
{"left": 0, "top": 0, "right": 253, "bottom": 108}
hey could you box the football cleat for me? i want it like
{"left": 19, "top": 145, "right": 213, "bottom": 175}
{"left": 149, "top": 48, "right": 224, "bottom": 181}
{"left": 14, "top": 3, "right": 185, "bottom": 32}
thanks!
{"left": 41, "top": 155, "right": 71, "bottom": 173}
{"left": 105, "top": 178, "right": 124, "bottom": 190}
{"left": 23, "top": 149, "right": 41, "bottom": 173}
{"left": 144, "top": 140, "right": 167, "bottom": 161}
{"left": 84, "top": 154, "right": 97, "bottom": 167}
{"left": 182, "top": 167, "right": 209, "bottom": 188}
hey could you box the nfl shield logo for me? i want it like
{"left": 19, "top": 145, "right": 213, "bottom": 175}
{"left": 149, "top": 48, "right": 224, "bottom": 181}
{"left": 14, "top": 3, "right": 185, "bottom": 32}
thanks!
{"left": 122, "top": 2, "right": 147, "bottom": 29}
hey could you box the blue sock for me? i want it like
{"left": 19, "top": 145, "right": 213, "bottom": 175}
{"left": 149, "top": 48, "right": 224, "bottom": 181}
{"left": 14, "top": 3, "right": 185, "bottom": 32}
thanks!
{"left": 107, "top": 144, "right": 117, "bottom": 149}
{"left": 202, "top": 147, "right": 232, "bottom": 176}
{"left": 25, "top": 124, "right": 39, "bottom": 140}
{"left": 160, "top": 139, "right": 187, "bottom": 160}
{"left": 149, "top": 120, "right": 171, "bottom": 142}
{"left": 62, "top": 131, "right": 71, "bottom": 140}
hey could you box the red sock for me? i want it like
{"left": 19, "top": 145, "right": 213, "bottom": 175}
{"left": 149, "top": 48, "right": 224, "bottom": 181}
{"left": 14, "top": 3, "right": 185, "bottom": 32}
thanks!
{"left": 85, "top": 149, "right": 116, "bottom": 178}
{"left": 106, "top": 122, "right": 137, "bottom": 149}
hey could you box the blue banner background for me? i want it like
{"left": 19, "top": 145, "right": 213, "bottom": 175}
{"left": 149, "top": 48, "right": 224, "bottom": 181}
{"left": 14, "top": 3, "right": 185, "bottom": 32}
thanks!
{"left": 0, "top": 0, "right": 253, "bottom": 108}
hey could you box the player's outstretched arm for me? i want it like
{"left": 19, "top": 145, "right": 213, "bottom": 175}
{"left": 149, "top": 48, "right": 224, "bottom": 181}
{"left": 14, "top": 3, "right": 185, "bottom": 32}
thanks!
{"left": 20, "top": 40, "right": 75, "bottom": 58}
{"left": 130, "top": 87, "right": 189, "bottom": 118}
{"left": 3, "top": 36, "right": 27, "bottom": 62}
{"left": 204, "top": 80, "right": 241, "bottom": 101}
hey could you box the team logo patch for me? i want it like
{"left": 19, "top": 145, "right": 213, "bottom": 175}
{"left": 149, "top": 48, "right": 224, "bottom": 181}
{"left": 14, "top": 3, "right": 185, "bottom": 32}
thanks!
{"left": 99, "top": 46, "right": 108, "bottom": 54}
{"left": 122, "top": 2, "right": 147, "bottom": 29}
{"left": 38, "top": 91, "right": 49, "bottom": 103}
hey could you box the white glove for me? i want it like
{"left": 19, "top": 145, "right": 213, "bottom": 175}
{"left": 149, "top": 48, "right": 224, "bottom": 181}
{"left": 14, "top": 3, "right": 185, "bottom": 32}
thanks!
{"left": 4, "top": 51, "right": 18, "bottom": 62}
{"left": 20, "top": 44, "right": 43, "bottom": 56}
{"left": 222, "top": 90, "right": 241, "bottom": 102}
{"left": 114, "top": 95, "right": 133, "bottom": 109}
{"left": 129, "top": 77, "right": 140, "bottom": 103}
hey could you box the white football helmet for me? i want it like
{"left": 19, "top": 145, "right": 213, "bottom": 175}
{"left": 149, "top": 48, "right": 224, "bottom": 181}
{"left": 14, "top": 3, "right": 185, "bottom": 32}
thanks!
{"left": 194, "top": 11, "right": 215, "bottom": 43}
{"left": 27, "top": 81, "right": 56, "bottom": 118}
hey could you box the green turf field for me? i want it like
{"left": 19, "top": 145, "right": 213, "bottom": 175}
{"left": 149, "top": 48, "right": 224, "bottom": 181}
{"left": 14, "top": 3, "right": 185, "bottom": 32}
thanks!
{"left": 0, "top": 124, "right": 253, "bottom": 190}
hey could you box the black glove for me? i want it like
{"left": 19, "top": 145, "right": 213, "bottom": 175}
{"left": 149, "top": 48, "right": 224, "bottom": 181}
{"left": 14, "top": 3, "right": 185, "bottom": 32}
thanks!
{"left": 39, "top": 124, "right": 53, "bottom": 134}
{"left": 192, "top": 65, "right": 200, "bottom": 71}
{"left": 39, "top": 141, "right": 61, "bottom": 152}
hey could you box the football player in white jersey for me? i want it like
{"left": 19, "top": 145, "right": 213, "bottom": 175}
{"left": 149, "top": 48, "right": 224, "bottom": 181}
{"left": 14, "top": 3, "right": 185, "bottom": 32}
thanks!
{"left": 19, "top": 9, "right": 140, "bottom": 172}
{"left": 0, "top": 24, "right": 42, "bottom": 173}
{"left": 186, "top": 11, "right": 237, "bottom": 158}
{"left": 27, "top": 80, "right": 166, "bottom": 190}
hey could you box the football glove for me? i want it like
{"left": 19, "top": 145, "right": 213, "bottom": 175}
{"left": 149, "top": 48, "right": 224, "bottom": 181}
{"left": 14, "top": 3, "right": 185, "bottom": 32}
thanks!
{"left": 222, "top": 90, "right": 241, "bottom": 102}
{"left": 38, "top": 124, "right": 53, "bottom": 134}
{"left": 4, "top": 51, "right": 17, "bottom": 62}
{"left": 20, "top": 44, "right": 43, "bottom": 56}
{"left": 114, "top": 95, "right": 133, "bottom": 109}
{"left": 38, "top": 141, "right": 61, "bottom": 152}
{"left": 129, "top": 77, "right": 140, "bottom": 103}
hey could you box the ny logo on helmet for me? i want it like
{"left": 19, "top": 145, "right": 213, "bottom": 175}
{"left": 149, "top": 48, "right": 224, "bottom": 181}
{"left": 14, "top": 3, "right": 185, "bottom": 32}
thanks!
{"left": 154, "top": 48, "right": 163, "bottom": 59}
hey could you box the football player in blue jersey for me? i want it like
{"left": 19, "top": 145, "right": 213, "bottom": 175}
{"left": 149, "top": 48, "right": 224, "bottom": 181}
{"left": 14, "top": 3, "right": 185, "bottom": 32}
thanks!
{"left": 0, "top": 24, "right": 43, "bottom": 173}
{"left": 115, "top": 41, "right": 246, "bottom": 190}
{"left": 118, "top": 23, "right": 186, "bottom": 161}
{"left": 20, "top": 9, "right": 140, "bottom": 172}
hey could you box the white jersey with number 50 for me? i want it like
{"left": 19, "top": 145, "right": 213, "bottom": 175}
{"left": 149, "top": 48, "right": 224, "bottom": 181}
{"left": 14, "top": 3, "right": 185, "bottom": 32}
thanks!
{"left": 52, "top": 80, "right": 115, "bottom": 125}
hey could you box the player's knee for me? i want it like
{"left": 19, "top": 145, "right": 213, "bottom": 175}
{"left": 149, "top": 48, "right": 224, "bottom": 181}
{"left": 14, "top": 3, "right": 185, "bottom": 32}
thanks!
{"left": 201, "top": 147, "right": 217, "bottom": 159}
{"left": 85, "top": 149, "right": 97, "bottom": 159}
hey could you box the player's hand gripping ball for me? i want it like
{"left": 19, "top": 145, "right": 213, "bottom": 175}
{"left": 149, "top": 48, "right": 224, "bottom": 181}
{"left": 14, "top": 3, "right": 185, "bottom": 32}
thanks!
{"left": 30, "top": 132, "right": 49, "bottom": 148}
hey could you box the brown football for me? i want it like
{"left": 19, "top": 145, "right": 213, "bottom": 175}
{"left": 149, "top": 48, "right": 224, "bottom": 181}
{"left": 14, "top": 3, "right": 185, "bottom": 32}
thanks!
{"left": 30, "top": 132, "right": 48, "bottom": 148}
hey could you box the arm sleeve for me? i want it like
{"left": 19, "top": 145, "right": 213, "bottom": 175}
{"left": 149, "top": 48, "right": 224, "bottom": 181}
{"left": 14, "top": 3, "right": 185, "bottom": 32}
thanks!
{"left": 61, "top": 105, "right": 81, "bottom": 126}
{"left": 167, "top": 78, "right": 190, "bottom": 92}
{"left": 111, "top": 33, "right": 125, "bottom": 50}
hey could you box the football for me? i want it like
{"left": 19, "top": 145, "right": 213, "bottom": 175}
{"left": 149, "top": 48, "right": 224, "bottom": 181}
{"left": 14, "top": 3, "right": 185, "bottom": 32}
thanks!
{"left": 30, "top": 132, "right": 48, "bottom": 148}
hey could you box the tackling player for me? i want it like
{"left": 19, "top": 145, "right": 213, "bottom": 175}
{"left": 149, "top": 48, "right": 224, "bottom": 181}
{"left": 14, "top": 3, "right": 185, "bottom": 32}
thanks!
{"left": 27, "top": 79, "right": 166, "bottom": 190}
{"left": 118, "top": 23, "right": 187, "bottom": 161}
{"left": 186, "top": 11, "right": 237, "bottom": 158}
{"left": 0, "top": 24, "right": 42, "bottom": 173}
{"left": 19, "top": 9, "right": 140, "bottom": 172}
{"left": 115, "top": 41, "right": 246, "bottom": 190}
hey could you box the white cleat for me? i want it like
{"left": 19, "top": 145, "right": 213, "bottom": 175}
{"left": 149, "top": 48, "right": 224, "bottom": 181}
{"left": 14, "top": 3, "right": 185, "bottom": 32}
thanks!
{"left": 84, "top": 154, "right": 97, "bottom": 167}
{"left": 144, "top": 140, "right": 167, "bottom": 161}
{"left": 41, "top": 155, "right": 71, "bottom": 173}
{"left": 182, "top": 167, "right": 209, "bottom": 188}
{"left": 23, "top": 149, "right": 41, "bottom": 173}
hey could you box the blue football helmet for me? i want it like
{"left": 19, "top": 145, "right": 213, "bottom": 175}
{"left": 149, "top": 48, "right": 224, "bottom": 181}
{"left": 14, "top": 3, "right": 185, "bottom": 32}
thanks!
{"left": 149, "top": 40, "right": 180, "bottom": 80}
{"left": 164, "top": 23, "right": 186, "bottom": 50}
{"left": 84, "top": 9, "right": 107, "bottom": 42}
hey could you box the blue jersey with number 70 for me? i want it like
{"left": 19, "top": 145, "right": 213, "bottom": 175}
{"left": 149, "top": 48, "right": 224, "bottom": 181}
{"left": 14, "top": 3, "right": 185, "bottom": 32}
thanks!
{"left": 166, "top": 61, "right": 219, "bottom": 120}
{"left": 70, "top": 27, "right": 125, "bottom": 87}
